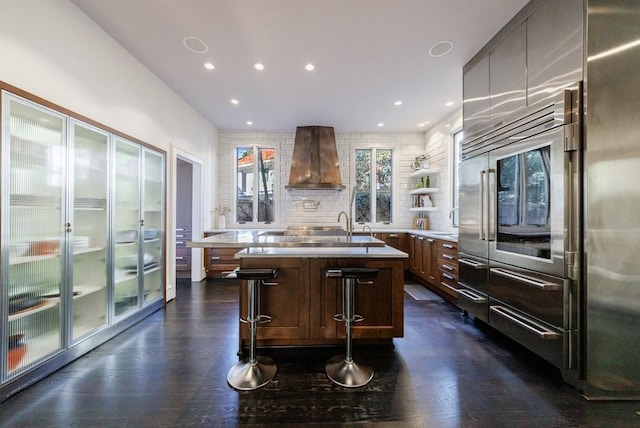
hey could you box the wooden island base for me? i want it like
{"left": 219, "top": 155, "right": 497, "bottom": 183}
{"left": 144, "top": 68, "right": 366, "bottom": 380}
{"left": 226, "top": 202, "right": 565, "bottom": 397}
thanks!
{"left": 238, "top": 256, "right": 405, "bottom": 349}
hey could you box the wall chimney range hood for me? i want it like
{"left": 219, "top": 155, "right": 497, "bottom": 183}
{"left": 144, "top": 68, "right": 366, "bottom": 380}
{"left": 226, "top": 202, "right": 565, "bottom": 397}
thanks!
{"left": 286, "top": 126, "right": 345, "bottom": 190}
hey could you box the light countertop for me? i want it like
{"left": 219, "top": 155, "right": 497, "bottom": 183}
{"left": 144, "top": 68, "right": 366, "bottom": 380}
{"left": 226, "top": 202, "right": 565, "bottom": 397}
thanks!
{"left": 187, "top": 230, "right": 386, "bottom": 248}
{"left": 236, "top": 246, "right": 408, "bottom": 259}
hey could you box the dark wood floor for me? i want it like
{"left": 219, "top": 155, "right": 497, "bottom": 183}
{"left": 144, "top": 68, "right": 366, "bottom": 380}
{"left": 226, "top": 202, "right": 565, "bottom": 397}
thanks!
{"left": 0, "top": 278, "right": 638, "bottom": 427}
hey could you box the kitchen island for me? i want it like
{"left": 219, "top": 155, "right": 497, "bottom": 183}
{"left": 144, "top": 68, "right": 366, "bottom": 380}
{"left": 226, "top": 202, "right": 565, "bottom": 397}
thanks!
{"left": 189, "top": 231, "right": 408, "bottom": 348}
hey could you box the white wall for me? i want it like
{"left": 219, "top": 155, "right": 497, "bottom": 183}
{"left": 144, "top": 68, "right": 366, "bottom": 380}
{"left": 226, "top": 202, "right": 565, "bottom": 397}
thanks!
{"left": 217, "top": 130, "right": 425, "bottom": 229}
{"left": 423, "top": 108, "right": 462, "bottom": 232}
{"left": 0, "top": 0, "right": 218, "bottom": 299}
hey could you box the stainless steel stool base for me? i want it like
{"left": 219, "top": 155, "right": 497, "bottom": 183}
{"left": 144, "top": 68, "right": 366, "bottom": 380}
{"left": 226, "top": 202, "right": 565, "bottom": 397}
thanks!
{"left": 325, "top": 354, "right": 373, "bottom": 388}
{"left": 227, "top": 356, "right": 277, "bottom": 391}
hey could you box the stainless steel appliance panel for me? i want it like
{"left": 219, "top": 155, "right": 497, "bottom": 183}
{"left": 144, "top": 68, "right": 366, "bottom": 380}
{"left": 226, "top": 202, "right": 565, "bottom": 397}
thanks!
{"left": 488, "top": 298, "right": 565, "bottom": 368}
{"left": 526, "top": 0, "right": 584, "bottom": 108}
{"left": 458, "top": 154, "right": 489, "bottom": 258}
{"left": 585, "top": 0, "right": 640, "bottom": 399}
{"left": 457, "top": 252, "right": 489, "bottom": 322}
{"left": 463, "top": 55, "right": 491, "bottom": 142}
{"left": 488, "top": 125, "right": 569, "bottom": 277}
{"left": 488, "top": 260, "right": 570, "bottom": 329}
{"left": 489, "top": 22, "right": 527, "bottom": 127}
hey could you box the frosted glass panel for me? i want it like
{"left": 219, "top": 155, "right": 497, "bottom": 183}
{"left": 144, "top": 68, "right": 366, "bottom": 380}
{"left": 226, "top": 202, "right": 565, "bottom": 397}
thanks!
{"left": 114, "top": 139, "right": 140, "bottom": 317}
{"left": 142, "top": 149, "right": 164, "bottom": 304}
{"left": 71, "top": 122, "right": 109, "bottom": 340}
{"left": 5, "top": 95, "right": 65, "bottom": 376}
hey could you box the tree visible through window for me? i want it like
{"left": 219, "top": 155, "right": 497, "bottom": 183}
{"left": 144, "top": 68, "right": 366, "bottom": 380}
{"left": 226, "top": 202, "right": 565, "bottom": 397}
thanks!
{"left": 355, "top": 148, "right": 393, "bottom": 223}
{"left": 236, "top": 146, "right": 276, "bottom": 224}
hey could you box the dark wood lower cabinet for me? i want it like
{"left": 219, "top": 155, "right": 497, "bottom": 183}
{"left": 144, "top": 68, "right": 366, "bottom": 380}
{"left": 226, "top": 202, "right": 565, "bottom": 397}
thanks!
{"left": 238, "top": 256, "right": 405, "bottom": 348}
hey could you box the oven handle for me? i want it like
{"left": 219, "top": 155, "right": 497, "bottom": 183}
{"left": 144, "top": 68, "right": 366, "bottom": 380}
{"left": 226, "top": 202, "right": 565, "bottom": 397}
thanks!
{"left": 490, "top": 267, "right": 563, "bottom": 290}
{"left": 456, "top": 288, "right": 487, "bottom": 303}
{"left": 459, "top": 258, "right": 487, "bottom": 269}
{"left": 487, "top": 168, "right": 496, "bottom": 242}
{"left": 479, "top": 169, "right": 486, "bottom": 240}
{"left": 490, "top": 306, "right": 561, "bottom": 339}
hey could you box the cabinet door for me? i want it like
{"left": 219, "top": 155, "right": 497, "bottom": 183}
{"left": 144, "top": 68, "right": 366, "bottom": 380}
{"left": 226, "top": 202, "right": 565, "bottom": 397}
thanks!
{"left": 240, "top": 258, "right": 310, "bottom": 340}
{"left": 489, "top": 22, "right": 527, "bottom": 127}
{"left": 2, "top": 94, "right": 66, "bottom": 377}
{"left": 337, "top": 259, "right": 404, "bottom": 339}
{"left": 70, "top": 121, "right": 109, "bottom": 341}
{"left": 113, "top": 139, "right": 141, "bottom": 317}
{"left": 424, "top": 238, "right": 437, "bottom": 284}
{"left": 463, "top": 55, "right": 491, "bottom": 141}
{"left": 142, "top": 149, "right": 164, "bottom": 304}
{"left": 527, "top": 0, "right": 583, "bottom": 107}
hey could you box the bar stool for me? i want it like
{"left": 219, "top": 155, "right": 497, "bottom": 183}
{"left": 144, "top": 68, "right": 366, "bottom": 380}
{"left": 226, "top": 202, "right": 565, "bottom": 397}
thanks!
{"left": 225, "top": 268, "right": 278, "bottom": 391}
{"left": 325, "top": 267, "right": 378, "bottom": 388}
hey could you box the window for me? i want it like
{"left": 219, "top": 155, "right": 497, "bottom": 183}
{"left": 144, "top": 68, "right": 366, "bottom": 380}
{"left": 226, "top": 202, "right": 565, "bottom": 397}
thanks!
{"left": 235, "top": 146, "right": 276, "bottom": 224}
{"left": 354, "top": 148, "right": 393, "bottom": 223}
{"left": 451, "top": 130, "right": 463, "bottom": 227}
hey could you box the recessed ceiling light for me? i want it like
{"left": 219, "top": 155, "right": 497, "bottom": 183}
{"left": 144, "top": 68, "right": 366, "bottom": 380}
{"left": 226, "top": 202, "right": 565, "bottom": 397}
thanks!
{"left": 445, "top": 123, "right": 451, "bottom": 128}
{"left": 394, "top": 100, "right": 403, "bottom": 106}
{"left": 429, "top": 40, "right": 454, "bottom": 57}
{"left": 204, "top": 62, "right": 215, "bottom": 70}
{"left": 418, "top": 123, "right": 426, "bottom": 127}
{"left": 246, "top": 121, "right": 253, "bottom": 126}
{"left": 254, "top": 63, "right": 264, "bottom": 71}
{"left": 377, "top": 123, "right": 384, "bottom": 127}
{"left": 305, "top": 63, "right": 315, "bottom": 71}
{"left": 445, "top": 101, "right": 454, "bottom": 107}
{"left": 183, "top": 36, "right": 208, "bottom": 54}
{"left": 230, "top": 99, "right": 239, "bottom": 105}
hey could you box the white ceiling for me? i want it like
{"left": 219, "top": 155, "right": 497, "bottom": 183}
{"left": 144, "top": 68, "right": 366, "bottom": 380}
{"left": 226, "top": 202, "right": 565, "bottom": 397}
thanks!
{"left": 70, "top": 0, "right": 528, "bottom": 133}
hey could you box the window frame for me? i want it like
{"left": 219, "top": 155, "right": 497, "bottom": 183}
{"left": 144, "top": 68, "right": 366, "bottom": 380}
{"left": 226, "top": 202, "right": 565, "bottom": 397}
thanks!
{"left": 233, "top": 143, "right": 279, "bottom": 226}
{"left": 352, "top": 145, "right": 397, "bottom": 225}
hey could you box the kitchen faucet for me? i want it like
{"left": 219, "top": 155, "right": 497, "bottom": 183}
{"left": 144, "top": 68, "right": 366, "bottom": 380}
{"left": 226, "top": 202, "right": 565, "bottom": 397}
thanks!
{"left": 362, "top": 225, "right": 373, "bottom": 238}
{"left": 338, "top": 211, "right": 352, "bottom": 237}
{"left": 337, "top": 186, "right": 357, "bottom": 237}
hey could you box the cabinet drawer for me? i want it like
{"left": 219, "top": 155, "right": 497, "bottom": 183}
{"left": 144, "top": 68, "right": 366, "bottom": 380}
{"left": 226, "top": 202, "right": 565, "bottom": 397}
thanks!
{"left": 439, "top": 270, "right": 458, "bottom": 298}
{"left": 206, "top": 248, "right": 238, "bottom": 264}
{"left": 437, "top": 240, "right": 457, "bottom": 254}
{"left": 437, "top": 258, "right": 458, "bottom": 277}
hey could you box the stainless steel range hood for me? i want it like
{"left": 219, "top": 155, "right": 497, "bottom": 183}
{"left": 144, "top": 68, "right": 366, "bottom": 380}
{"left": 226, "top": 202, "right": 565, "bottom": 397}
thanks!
{"left": 285, "top": 126, "right": 345, "bottom": 190}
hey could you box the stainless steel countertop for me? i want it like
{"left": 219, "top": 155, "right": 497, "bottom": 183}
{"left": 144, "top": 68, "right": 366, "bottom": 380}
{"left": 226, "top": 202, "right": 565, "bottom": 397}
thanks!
{"left": 236, "top": 246, "right": 408, "bottom": 258}
{"left": 187, "top": 230, "right": 386, "bottom": 248}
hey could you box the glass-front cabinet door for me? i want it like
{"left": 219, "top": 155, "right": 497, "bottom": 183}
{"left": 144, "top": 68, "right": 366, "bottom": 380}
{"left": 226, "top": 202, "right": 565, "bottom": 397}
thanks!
{"left": 2, "top": 94, "right": 66, "bottom": 377}
{"left": 113, "top": 139, "right": 141, "bottom": 318}
{"left": 142, "top": 149, "right": 164, "bottom": 304}
{"left": 70, "top": 121, "right": 109, "bottom": 341}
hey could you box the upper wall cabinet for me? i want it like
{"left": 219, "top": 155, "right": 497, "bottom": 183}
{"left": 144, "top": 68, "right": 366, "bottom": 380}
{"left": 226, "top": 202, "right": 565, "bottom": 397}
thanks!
{"left": 526, "top": 0, "right": 584, "bottom": 107}
{"left": 463, "top": 0, "right": 584, "bottom": 141}
{"left": 463, "top": 55, "right": 491, "bottom": 141}
{"left": 489, "top": 22, "right": 527, "bottom": 128}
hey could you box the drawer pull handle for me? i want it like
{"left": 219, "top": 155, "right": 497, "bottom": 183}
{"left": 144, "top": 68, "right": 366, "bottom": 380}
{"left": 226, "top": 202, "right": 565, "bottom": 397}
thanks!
{"left": 440, "top": 282, "right": 458, "bottom": 294}
{"left": 176, "top": 234, "right": 184, "bottom": 238}
{"left": 490, "top": 268, "right": 563, "bottom": 290}
{"left": 176, "top": 256, "right": 184, "bottom": 260}
{"left": 427, "top": 238, "right": 435, "bottom": 243}
{"left": 456, "top": 288, "right": 486, "bottom": 303}
{"left": 443, "top": 254, "right": 454, "bottom": 260}
{"left": 211, "top": 256, "right": 221, "bottom": 260}
{"left": 442, "top": 264, "right": 454, "bottom": 271}
{"left": 388, "top": 234, "right": 398, "bottom": 238}
{"left": 442, "top": 243, "right": 454, "bottom": 249}
{"left": 490, "top": 306, "right": 561, "bottom": 339}
{"left": 176, "top": 241, "right": 184, "bottom": 245}
{"left": 442, "top": 272, "right": 454, "bottom": 281}
{"left": 459, "top": 258, "right": 486, "bottom": 269}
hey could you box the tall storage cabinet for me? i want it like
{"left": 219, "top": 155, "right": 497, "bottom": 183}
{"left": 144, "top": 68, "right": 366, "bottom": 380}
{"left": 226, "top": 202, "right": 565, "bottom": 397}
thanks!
{"left": 0, "top": 87, "right": 165, "bottom": 400}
